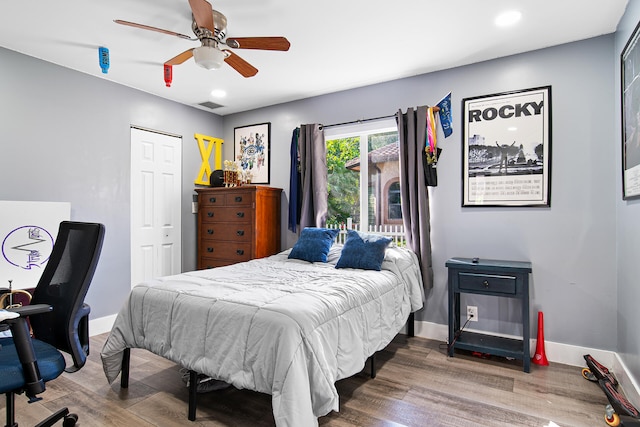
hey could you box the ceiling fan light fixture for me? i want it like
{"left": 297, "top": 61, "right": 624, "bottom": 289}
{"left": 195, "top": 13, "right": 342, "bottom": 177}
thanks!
{"left": 193, "top": 46, "right": 225, "bottom": 70}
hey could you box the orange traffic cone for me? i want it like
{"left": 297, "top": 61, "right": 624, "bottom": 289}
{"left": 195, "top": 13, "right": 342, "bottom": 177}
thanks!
{"left": 532, "top": 311, "right": 549, "bottom": 366}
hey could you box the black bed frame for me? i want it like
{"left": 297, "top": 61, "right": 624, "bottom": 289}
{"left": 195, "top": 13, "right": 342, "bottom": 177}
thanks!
{"left": 118, "top": 312, "right": 415, "bottom": 421}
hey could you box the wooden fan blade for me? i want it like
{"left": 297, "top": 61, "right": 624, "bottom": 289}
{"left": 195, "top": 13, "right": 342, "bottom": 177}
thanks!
{"left": 225, "top": 37, "right": 290, "bottom": 51}
{"left": 188, "top": 0, "right": 215, "bottom": 33}
{"left": 166, "top": 49, "right": 195, "bottom": 65}
{"left": 114, "top": 20, "right": 193, "bottom": 40}
{"left": 223, "top": 50, "right": 258, "bottom": 78}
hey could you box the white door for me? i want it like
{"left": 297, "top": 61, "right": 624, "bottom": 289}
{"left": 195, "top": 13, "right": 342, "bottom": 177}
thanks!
{"left": 130, "top": 127, "right": 182, "bottom": 289}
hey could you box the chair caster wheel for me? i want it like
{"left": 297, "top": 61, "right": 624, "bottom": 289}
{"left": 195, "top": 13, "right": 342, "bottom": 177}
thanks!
{"left": 63, "top": 413, "right": 78, "bottom": 426}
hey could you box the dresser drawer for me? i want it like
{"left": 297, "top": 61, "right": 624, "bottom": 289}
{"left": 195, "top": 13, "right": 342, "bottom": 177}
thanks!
{"left": 200, "top": 193, "right": 224, "bottom": 206}
{"left": 458, "top": 272, "right": 517, "bottom": 295}
{"left": 199, "top": 190, "right": 253, "bottom": 207}
{"left": 200, "top": 240, "right": 252, "bottom": 260}
{"left": 200, "top": 257, "right": 238, "bottom": 269}
{"left": 200, "top": 207, "right": 253, "bottom": 223}
{"left": 200, "top": 224, "right": 253, "bottom": 241}
{"left": 224, "top": 192, "right": 253, "bottom": 206}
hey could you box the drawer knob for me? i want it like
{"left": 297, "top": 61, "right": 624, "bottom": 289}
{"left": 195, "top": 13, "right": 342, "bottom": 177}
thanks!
{"left": 235, "top": 196, "right": 243, "bottom": 202}
{"left": 207, "top": 212, "right": 214, "bottom": 217}
{"left": 209, "top": 197, "right": 216, "bottom": 203}
{"left": 236, "top": 211, "right": 245, "bottom": 218}
{"left": 207, "top": 229, "right": 214, "bottom": 235}
{"left": 207, "top": 247, "right": 214, "bottom": 253}
{"left": 236, "top": 249, "right": 245, "bottom": 255}
{"left": 483, "top": 280, "right": 490, "bottom": 288}
{"left": 236, "top": 230, "right": 245, "bottom": 236}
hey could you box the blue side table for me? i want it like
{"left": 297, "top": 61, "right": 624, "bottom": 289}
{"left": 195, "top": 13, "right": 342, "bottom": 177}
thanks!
{"left": 446, "top": 257, "right": 533, "bottom": 373}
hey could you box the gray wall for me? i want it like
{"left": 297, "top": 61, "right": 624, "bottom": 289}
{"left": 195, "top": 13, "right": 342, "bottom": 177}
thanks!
{"left": 0, "top": 30, "right": 627, "bottom": 363}
{"left": 0, "top": 46, "right": 222, "bottom": 319}
{"left": 223, "top": 35, "right": 618, "bottom": 352}
{"left": 616, "top": 1, "right": 640, "bottom": 396}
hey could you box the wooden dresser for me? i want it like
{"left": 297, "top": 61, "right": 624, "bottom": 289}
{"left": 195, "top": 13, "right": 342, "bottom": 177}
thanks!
{"left": 195, "top": 186, "right": 282, "bottom": 269}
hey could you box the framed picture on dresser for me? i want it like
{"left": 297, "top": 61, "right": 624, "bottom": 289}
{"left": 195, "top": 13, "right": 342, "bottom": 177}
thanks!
{"left": 234, "top": 122, "right": 271, "bottom": 184}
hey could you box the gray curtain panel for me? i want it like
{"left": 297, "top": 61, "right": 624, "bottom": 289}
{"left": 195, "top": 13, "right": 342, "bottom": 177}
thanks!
{"left": 397, "top": 107, "right": 434, "bottom": 290}
{"left": 298, "top": 123, "right": 328, "bottom": 229}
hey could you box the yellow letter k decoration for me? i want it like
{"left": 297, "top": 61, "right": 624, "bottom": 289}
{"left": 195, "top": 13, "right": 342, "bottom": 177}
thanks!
{"left": 194, "top": 133, "right": 224, "bottom": 185}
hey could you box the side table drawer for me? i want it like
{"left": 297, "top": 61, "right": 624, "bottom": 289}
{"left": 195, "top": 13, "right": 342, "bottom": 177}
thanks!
{"left": 458, "top": 272, "right": 517, "bottom": 295}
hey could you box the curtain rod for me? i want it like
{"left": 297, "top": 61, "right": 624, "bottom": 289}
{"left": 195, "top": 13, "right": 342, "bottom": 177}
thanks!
{"left": 319, "top": 106, "right": 440, "bottom": 130}
{"left": 319, "top": 114, "right": 396, "bottom": 130}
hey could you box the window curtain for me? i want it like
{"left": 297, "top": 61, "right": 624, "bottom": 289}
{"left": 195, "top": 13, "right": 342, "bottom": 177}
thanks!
{"left": 296, "top": 124, "right": 328, "bottom": 230}
{"left": 397, "top": 106, "right": 434, "bottom": 290}
{"left": 288, "top": 128, "right": 302, "bottom": 233}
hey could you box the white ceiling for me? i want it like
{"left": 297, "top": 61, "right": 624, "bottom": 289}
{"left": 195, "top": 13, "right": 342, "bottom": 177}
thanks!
{"left": 0, "top": 0, "right": 629, "bottom": 116}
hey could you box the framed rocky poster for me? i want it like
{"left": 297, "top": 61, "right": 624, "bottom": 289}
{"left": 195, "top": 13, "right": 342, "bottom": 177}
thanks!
{"left": 462, "top": 86, "right": 551, "bottom": 207}
{"left": 621, "top": 20, "right": 640, "bottom": 200}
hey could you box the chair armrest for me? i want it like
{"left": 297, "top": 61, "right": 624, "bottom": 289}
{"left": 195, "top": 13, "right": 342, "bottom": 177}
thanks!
{"left": 0, "top": 309, "right": 19, "bottom": 323}
{"left": 6, "top": 304, "right": 53, "bottom": 318}
{"left": 2, "top": 305, "right": 49, "bottom": 399}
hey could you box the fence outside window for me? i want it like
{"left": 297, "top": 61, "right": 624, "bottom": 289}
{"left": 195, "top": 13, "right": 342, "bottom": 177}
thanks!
{"left": 327, "top": 218, "right": 406, "bottom": 247}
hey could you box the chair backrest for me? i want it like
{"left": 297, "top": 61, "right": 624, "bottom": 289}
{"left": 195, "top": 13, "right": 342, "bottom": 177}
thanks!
{"left": 29, "top": 221, "right": 105, "bottom": 371}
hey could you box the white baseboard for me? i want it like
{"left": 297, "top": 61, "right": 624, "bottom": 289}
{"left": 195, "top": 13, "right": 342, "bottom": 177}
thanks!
{"left": 89, "top": 314, "right": 117, "bottom": 336}
{"left": 413, "top": 319, "right": 640, "bottom": 407}
{"left": 413, "top": 319, "right": 614, "bottom": 367}
{"left": 613, "top": 353, "right": 640, "bottom": 410}
{"left": 89, "top": 315, "right": 640, "bottom": 408}
{"left": 415, "top": 321, "right": 615, "bottom": 366}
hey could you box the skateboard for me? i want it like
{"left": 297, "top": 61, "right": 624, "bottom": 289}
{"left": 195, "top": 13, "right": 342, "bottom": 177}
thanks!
{"left": 583, "top": 354, "right": 618, "bottom": 385}
{"left": 582, "top": 354, "right": 640, "bottom": 426}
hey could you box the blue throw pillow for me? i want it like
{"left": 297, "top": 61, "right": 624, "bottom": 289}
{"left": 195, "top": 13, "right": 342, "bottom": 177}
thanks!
{"left": 335, "top": 230, "right": 392, "bottom": 271}
{"left": 288, "top": 227, "right": 340, "bottom": 263}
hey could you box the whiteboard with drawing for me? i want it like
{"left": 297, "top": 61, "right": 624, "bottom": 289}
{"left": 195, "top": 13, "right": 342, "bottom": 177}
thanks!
{"left": 0, "top": 201, "right": 70, "bottom": 290}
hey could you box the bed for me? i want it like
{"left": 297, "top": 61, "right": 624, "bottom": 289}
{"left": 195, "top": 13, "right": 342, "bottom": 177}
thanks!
{"left": 101, "top": 232, "right": 424, "bottom": 426}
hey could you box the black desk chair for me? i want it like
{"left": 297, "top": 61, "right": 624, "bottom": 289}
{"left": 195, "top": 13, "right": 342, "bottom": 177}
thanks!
{"left": 0, "top": 221, "right": 105, "bottom": 427}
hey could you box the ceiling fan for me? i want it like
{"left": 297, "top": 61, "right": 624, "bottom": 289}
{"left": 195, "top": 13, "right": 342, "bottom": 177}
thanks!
{"left": 114, "top": 0, "right": 290, "bottom": 77}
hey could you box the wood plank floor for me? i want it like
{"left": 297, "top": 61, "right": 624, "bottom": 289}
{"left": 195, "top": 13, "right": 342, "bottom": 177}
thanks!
{"left": 1, "top": 333, "right": 610, "bottom": 426}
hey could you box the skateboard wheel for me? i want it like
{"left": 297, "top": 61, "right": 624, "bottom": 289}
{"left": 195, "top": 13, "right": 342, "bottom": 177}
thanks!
{"left": 605, "top": 411, "right": 620, "bottom": 427}
{"left": 582, "top": 367, "right": 597, "bottom": 381}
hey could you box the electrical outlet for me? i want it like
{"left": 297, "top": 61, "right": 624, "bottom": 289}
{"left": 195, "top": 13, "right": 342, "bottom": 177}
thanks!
{"left": 191, "top": 201, "right": 198, "bottom": 214}
{"left": 467, "top": 305, "right": 478, "bottom": 322}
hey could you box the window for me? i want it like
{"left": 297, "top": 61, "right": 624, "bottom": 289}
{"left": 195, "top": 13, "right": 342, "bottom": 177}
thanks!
{"left": 325, "top": 119, "right": 401, "bottom": 230}
{"left": 388, "top": 181, "right": 402, "bottom": 220}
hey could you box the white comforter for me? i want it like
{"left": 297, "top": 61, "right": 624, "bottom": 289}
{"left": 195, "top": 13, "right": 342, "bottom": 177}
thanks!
{"left": 101, "top": 246, "right": 424, "bottom": 426}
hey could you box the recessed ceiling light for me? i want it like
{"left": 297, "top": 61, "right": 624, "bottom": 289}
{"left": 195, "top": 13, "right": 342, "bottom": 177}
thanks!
{"left": 495, "top": 10, "right": 521, "bottom": 27}
{"left": 210, "top": 89, "right": 227, "bottom": 98}
{"left": 508, "top": 126, "right": 518, "bottom": 131}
